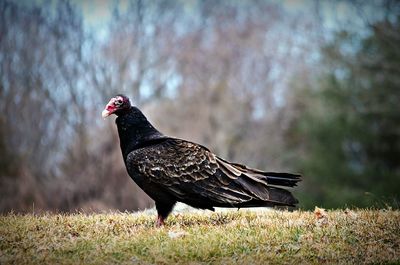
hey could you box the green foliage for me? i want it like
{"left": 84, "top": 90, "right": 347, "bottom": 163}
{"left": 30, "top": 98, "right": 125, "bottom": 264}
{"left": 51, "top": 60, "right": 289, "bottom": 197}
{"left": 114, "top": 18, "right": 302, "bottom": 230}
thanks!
{"left": 294, "top": 18, "right": 400, "bottom": 209}
{"left": 0, "top": 210, "right": 399, "bottom": 264}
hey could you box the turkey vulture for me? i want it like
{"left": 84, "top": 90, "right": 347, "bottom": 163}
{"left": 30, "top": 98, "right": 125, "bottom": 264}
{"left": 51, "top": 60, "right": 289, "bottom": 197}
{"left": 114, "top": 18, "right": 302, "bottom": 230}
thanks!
{"left": 102, "top": 95, "right": 301, "bottom": 226}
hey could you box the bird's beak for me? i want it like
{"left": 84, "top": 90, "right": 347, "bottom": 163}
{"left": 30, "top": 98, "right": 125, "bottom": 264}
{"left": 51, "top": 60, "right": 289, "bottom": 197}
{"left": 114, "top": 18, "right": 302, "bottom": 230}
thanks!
{"left": 102, "top": 108, "right": 111, "bottom": 118}
{"left": 102, "top": 98, "right": 116, "bottom": 118}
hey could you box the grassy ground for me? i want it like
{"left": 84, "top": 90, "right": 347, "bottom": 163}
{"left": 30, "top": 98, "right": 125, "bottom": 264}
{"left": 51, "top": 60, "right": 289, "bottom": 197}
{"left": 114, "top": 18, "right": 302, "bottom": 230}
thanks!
{"left": 0, "top": 209, "right": 399, "bottom": 264}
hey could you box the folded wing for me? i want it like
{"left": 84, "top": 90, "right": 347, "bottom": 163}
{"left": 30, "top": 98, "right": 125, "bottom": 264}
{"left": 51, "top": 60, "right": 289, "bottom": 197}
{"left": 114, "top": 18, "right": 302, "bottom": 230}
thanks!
{"left": 128, "top": 138, "right": 301, "bottom": 209}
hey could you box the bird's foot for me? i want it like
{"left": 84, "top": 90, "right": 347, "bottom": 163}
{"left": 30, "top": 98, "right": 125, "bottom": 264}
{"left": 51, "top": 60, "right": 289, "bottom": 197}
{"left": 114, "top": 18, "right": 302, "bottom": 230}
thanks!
{"left": 156, "top": 215, "right": 165, "bottom": 227}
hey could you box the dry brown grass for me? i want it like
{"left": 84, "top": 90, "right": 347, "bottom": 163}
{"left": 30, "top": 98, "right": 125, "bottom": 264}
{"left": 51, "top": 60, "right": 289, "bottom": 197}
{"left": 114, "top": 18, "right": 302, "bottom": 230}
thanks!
{"left": 1, "top": 209, "right": 399, "bottom": 264}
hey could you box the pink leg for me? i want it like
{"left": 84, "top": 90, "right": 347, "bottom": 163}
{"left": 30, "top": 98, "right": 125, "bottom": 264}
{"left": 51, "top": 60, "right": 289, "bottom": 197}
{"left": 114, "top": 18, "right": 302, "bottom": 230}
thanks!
{"left": 156, "top": 215, "right": 165, "bottom": 227}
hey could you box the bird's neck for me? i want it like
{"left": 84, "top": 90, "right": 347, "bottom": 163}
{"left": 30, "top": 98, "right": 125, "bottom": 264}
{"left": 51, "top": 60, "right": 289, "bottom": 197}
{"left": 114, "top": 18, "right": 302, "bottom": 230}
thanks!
{"left": 116, "top": 106, "right": 164, "bottom": 158}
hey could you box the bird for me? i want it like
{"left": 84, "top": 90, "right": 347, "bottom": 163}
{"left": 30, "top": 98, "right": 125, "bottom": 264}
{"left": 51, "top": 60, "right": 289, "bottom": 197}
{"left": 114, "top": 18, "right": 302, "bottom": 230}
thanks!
{"left": 102, "top": 94, "right": 301, "bottom": 226}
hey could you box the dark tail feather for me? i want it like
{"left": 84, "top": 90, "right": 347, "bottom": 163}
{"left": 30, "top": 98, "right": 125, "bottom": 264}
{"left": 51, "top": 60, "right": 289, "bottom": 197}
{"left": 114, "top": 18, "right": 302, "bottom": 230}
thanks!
{"left": 262, "top": 172, "right": 301, "bottom": 187}
{"left": 215, "top": 157, "right": 301, "bottom": 207}
{"left": 238, "top": 187, "right": 299, "bottom": 207}
{"left": 219, "top": 158, "right": 302, "bottom": 187}
{"left": 267, "top": 186, "right": 298, "bottom": 206}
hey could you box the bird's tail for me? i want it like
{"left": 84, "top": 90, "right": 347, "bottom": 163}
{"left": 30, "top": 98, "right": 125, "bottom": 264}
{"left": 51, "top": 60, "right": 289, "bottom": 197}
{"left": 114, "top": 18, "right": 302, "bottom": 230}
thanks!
{"left": 266, "top": 186, "right": 299, "bottom": 206}
{"left": 262, "top": 172, "right": 301, "bottom": 187}
{"left": 242, "top": 172, "right": 301, "bottom": 207}
{"left": 218, "top": 157, "right": 301, "bottom": 188}
{"left": 235, "top": 186, "right": 298, "bottom": 208}
{"left": 216, "top": 157, "right": 301, "bottom": 207}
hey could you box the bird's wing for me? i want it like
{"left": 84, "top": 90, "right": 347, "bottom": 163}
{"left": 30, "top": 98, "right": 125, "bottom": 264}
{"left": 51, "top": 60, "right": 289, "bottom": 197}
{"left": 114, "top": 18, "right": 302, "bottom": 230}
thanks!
{"left": 127, "top": 138, "right": 291, "bottom": 206}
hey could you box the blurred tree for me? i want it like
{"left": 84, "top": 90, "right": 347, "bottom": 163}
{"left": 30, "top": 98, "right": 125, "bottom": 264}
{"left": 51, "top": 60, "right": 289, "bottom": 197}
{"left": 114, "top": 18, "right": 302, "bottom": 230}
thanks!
{"left": 146, "top": 1, "right": 322, "bottom": 172}
{"left": 291, "top": 16, "right": 400, "bottom": 209}
{"left": 4, "top": 0, "right": 395, "bottom": 213}
{"left": 0, "top": 0, "right": 323, "bottom": 212}
{"left": 0, "top": 0, "right": 86, "bottom": 211}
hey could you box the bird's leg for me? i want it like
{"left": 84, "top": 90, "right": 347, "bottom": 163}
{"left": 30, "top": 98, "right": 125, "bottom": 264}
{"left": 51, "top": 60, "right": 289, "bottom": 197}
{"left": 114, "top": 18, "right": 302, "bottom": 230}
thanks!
{"left": 155, "top": 200, "right": 175, "bottom": 228}
{"left": 156, "top": 215, "right": 165, "bottom": 227}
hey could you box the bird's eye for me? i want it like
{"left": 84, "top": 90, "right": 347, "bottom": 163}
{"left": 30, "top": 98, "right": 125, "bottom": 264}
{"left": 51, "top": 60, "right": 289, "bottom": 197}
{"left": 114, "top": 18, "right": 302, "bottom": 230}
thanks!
{"left": 115, "top": 99, "right": 123, "bottom": 106}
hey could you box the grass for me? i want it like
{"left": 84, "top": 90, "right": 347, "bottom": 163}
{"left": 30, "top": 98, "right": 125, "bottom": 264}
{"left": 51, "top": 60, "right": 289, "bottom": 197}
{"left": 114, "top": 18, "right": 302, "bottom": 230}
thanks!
{"left": 0, "top": 209, "right": 399, "bottom": 264}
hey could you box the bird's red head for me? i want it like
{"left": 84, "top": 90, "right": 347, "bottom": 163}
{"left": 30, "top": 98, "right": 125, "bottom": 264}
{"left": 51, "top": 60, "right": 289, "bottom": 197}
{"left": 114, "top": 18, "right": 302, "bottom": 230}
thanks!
{"left": 102, "top": 94, "right": 131, "bottom": 118}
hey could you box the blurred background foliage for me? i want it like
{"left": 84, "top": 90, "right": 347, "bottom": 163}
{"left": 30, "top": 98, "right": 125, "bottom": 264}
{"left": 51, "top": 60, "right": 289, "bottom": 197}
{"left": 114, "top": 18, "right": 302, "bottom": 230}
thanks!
{"left": 0, "top": 0, "right": 399, "bottom": 212}
{"left": 292, "top": 17, "right": 400, "bottom": 208}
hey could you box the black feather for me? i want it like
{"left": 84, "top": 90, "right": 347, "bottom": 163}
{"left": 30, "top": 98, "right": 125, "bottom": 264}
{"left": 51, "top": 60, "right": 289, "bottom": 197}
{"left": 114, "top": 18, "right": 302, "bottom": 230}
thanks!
{"left": 108, "top": 95, "right": 302, "bottom": 224}
{"left": 263, "top": 172, "right": 302, "bottom": 187}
